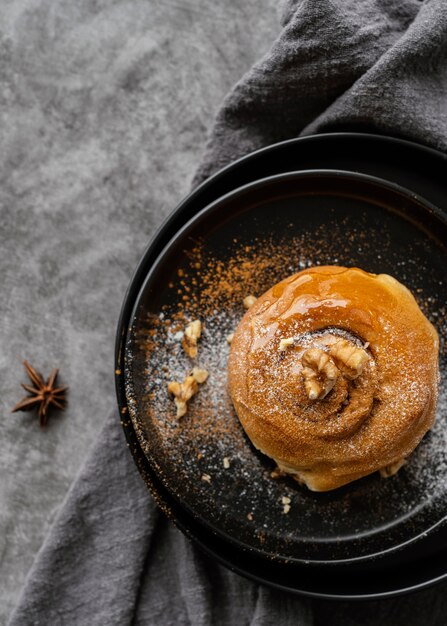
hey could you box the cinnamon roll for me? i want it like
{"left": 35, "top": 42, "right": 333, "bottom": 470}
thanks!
{"left": 228, "top": 266, "right": 439, "bottom": 491}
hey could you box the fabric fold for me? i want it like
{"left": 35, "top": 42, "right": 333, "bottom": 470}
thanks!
{"left": 194, "top": 0, "right": 445, "bottom": 186}
{"left": 305, "top": 0, "right": 447, "bottom": 143}
{"left": 9, "top": 412, "right": 157, "bottom": 625}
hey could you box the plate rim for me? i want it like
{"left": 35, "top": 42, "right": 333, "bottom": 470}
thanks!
{"left": 115, "top": 132, "right": 447, "bottom": 368}
{"left": 120, "top": 400, "right": 447, "bottom": 601}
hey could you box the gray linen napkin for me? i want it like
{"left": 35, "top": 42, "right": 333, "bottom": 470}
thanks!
{"left": 9, "top": 1, "right": 447, "bottom": 624}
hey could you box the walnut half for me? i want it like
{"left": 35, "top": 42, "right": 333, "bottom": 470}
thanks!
{"left": 301, "top": 348, "right": 339, "bottom": 401}
{"left": 329, "top": 338, "right": 369, "bottom": 380}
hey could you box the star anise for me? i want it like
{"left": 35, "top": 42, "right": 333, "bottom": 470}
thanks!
{"left": 11, "top": 361, "right": 68, "bottom": 427}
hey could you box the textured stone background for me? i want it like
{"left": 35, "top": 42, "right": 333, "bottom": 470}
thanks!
{"left": 0, "top": 1, "right": 279, "bottom": 622}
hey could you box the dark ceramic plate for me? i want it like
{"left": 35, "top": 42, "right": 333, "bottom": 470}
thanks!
{"left": 122, "top": 169, "right": 447, "bottom": 565}
{"left": 121, "top": 413, "right": 447, "bottom": 600}
{"left": 116, "top": 133, "right": 447, "bottom": 597}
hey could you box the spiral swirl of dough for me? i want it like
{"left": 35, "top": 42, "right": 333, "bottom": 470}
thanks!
{"left": 228, "top": 266, "right": 439, "bottom": 491}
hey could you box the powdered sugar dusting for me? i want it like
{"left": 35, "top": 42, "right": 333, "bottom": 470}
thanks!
{"left": 126, "top": 205, "right": 447, "bottom": 561}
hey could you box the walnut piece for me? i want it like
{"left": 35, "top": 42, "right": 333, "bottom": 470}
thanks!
{"left": 270, "top": 467, "right": 286, "bottom": 479}
{"left": 379, "top": 458, "right": 406, "bottom": 478}
{"left": 279, "top": 337, "right": 294, "bottom": 351}
{"left": 167, "top": 367, "right": 208, "bottom": 418}
{"left": 191, "top": 367, "right": 208, "bottom": 384}
{"left": 329, "top": 338, "right": 369, "bottom": 380}
{"left": 226, "top": 332, "right": 234, "bottom": 344}
{"left": 182, "top": 319, "right": 202, "bottom": 358}
{"left": 243, "top": 295, "right": 257, "bottom": 309}
{"left": 167, "top": 375, "right": 198, "bottom": 418}
{"left": 301, "top": 348, "right": 339, "bottom": 400}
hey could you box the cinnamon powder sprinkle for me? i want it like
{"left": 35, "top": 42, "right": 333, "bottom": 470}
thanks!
{"left": 130, "top": 221, "right": 447, "bottom": 550}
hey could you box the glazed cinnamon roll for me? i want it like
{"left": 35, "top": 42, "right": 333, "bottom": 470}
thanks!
{"left": 228, "top": 266, "right": 439, "bottom": 491}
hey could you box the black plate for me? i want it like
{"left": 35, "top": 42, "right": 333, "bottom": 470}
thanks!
{"left": 121, "top": 412, "right": 447, "bottom": 600}
{"left": 123, "top": 170, "right": 447, "bottom": 565}
{"left": 118, "top": 135, "right": 445, "bottom": 596}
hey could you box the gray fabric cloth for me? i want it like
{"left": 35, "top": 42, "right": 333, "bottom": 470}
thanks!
{"left": 9, "top": 1, "right": 447, "bottom": 624}
{"left": 194, "top": 0, "right": 447, "bottom": 184}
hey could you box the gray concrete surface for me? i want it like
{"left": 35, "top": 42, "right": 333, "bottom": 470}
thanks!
{"left": 0, "top": 1, "right": 279, "bottom": 622}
